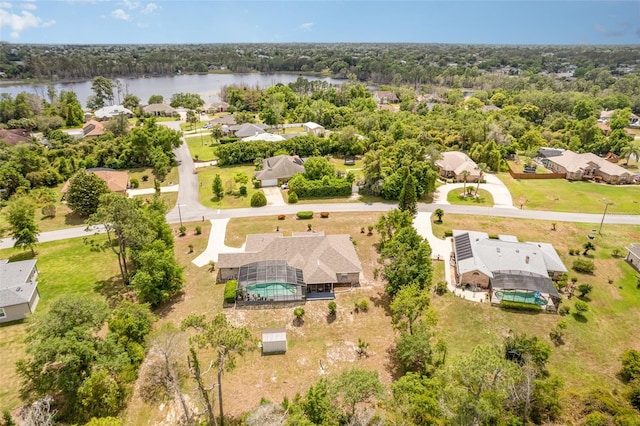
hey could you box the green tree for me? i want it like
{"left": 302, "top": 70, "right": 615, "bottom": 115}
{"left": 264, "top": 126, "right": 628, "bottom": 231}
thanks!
{"left": 303, "top": 156, "right": 335, "bottom": 180}
{"left": 90, "top": 76, "right": 114, "bottom": 109}
{"left": 474, "top": 162, "right": 488, "bottom": 197}
{"left": 77, "top": 368, "right": 124, "bottom": 419}
{"left": 211, "top": 124, "right": 225, "bottom": 142}
{"left": 390, "top": 283, "right": 431, "bottom": 335}
{"left": 170, "top": 93, "right": 204, "bottom": 110}
{"left": 89, "top": 194, "right": 154, "bottom": 285}
{"left": 58, "top": 91, "right": 84, "bottom": 127}
{"left": 395, "top": 329, "right": 441, "bottom": 376}
{"left": 577, "top": 283, "right": 593, "bottom": 298}
{"left": 122, "top": 94, "right": 140, "bottom": 111}
{"left": 108, "top": 301, "right": 155, "bottom": 363}
{"left": 212, "top": 174, "right": 224, "bottom": 200}
{"left": 301, "top": 378, "right": 341, "bottom": 425}
{"left": 434, "top": 208, "right": 444, "bottom": 223}
{"left": 574, "top": 300, "right": 589, "bottom": 316}
{"left": 391, "top": 372, "right": 443, "bottom": 424}
{"left": 7, "top": 197, "right": 39, "bottom": 256}
{"left": 332, "top": 368, "right": 384, "bottom": 420}
{"left": 583, "top": 241, "right": 596, "bottom": 256}
{"left": 66, "top": 170, "right": 110, "bottom": 217}
{"left": 0, "top": 161, "right": 31, "bottom": 199}
{"left": 130, "top": 240, "right": 184, "bottom": 307}
{"left": 16, "top": 296, "right": 110, "bottom": 420}
{"left": 380, "top": 226, "right": 432, "bottom": 296}
{"left": 620, "top": 349, "right": 640, "bottom": 382}
{"left": 181, "top": 313, "right": 256, "bottom": 426}
{"left": 148, "top": 94, "right": 163, "bottom": 104}
{"left": 398, "top": 173, "right": 418, "bottom": 216}
{"left": 503, "top": 333, "right": 551, "bottom": 369}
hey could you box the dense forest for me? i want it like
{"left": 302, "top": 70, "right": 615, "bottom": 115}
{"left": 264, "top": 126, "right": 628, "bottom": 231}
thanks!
{"left": 1, "top": 43, "right": 640, "bottom": 89}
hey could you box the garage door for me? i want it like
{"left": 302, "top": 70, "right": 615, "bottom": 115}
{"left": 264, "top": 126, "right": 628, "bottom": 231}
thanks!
{"left": 261, "top": 179, "right": 278, "bottom": 187}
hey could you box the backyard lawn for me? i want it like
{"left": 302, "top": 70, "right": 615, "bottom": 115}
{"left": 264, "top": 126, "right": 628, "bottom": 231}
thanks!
{"left": 498, "top": 173, "right": 640, "bottom": 214}
{"left": 197, "top": 164, "right": 260, "bottom": 209}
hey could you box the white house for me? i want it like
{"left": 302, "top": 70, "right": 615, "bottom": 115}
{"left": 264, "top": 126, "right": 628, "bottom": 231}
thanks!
{"left": 303, "top": 122, "right": 325, "bottom": 136}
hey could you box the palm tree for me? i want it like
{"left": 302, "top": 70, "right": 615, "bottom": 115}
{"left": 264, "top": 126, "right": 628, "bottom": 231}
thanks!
{"left": 583, "top": 241, "right": 596, "bottom": 256}
{"left": 620, "top": 142, "right": 640, "bottom": 166}
{"left": 474, "top": 162, "right": 488, "bottom": 197}
{"left": 461, "top": 170, "right": 470, "bottom": 196}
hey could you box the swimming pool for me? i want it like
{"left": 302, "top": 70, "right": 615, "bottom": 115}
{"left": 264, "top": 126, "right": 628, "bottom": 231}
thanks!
{"left": 245, "top": 282, "right": 297, "bottom": 299}
{"left": 494, "top": 290, "right": 548, "bottom": 306}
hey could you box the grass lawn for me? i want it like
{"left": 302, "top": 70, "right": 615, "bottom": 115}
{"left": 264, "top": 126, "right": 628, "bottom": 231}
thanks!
{"left": 446, "top": 188, "right": 494, "bottom": 206}
{"left": 134, "top": 192, "right": 178, "bottom": 210}
{"left": 185, "top": 135, "right": 217, "bottom": 161}
{"left": 0, "top": 234, "right": 123, "bottom": 412}
{"left": 197, "top": 164, "right": 259, "bottom": 209}
{"left": 506, "top": 159, "right": 553, "bottom": 174}
{"left": 498, "top": 173, "right": 640, "bottom": 214}
{"left": 129, "top": 166, "right": 179, "bottom": 189}
{"left": 430, "top": 213, "right": 640, "bottom": 417}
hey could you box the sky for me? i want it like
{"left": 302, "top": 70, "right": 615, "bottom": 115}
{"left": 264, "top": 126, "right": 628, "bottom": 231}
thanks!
{"left": 0, "top": 0, "right": 639, "bottom": 45}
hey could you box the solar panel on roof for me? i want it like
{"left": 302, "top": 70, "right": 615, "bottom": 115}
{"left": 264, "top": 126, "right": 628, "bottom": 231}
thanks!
{"left": 454, "top": 234, "right": 474, "bottom": 260}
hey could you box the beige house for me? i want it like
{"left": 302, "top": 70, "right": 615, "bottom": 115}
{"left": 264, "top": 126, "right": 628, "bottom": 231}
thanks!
{"left": 217, "top": 232, "right": 362, "bottom": 301}
{"left": 0, "top": 259, "right": 40, "bottom": 323}
{"left": 435, "top": 151, "right": 481, "bottom": 182}
{"left": 537, "top": 148, "right": 632, "bottom": 183}
{"left": 142, "top": 103, "right": 177, "bottom": 117}
{"left": 373, "top": 91, "right": 399, "bottom": 104}
{"left": 83, "top": 119, "right": 106, "bottom": 138}
{"left": 255, "top": 155, "right": 305, "bottom": 187}
{"left": 452, "top": 230, "right": 566, "bottom": 312}
{"left": 62, "top": 168, "right": 129, "bottom": 195}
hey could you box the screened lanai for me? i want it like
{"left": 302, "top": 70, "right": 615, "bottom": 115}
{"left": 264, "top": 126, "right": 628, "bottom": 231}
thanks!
{"left": 236, "top": 260, "right": 306, "bottom": 303}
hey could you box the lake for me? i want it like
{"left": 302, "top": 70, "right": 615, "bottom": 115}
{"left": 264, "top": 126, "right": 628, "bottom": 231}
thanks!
{"left": 0, "top": 73, "right": 346, "bottom": 107}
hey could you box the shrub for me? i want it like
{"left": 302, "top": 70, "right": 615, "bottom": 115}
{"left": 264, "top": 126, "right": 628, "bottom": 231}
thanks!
{"left": 294, "top": 307, "right": 305, "bottom": 319}
{"left": 41, "top": 204, "right": 56, "bottom": 218}
{"left": 253, "top": 180, "right": 260, "bottom": 189}
{"left": 574, "top": 300, "right": 589, "bottom": 315}
{"left": 296, "top": 211, "right": 314, "bottom": 219}
{"left": 620, "top": 349, "right": 640, "bottom": 382}
{"left": 320, "top": 212, "right": 329, "bottom": 218}
{"left": 435, "top": 281, "right": 447, "bottom": 295}
{"left": 500, "top": 300, "right": 541, "bottom": 312}
{"left": 130, "top": 178, "right": 139, "bottom": 189}
{"left": 488, "top": 234, "right": 499, "bottom": 239}
{"left": 328, "top": 301, "right": 337, "bottom": 316}
{"left": 195, "top": 225, "right": 202, "bottom": 235}
{"left": 572, "top": 258, "right": 596, "bottom": 274}
{"left": 444, "top": 230, "right": 453, "bottom": 237}
{"left": 179, "top": 226, "right": 186, "bottom": 236}
{"left": 578, "top": 283, "right": 593, "bottom": 297}
{"left": 224, "top": 280, "right": 237, "bottom": 304}
{"left": 288, "top": 191, "right": 298, "bottom": 204}
{"left": 569, "top": 249, "right": 576, "bottom": 256}
{"left": 141, "top": 175, "right": 149, "bottom": 182}
{"left": 277, "top": 214, "right": 286, "bottom": 220}
{"left": 354, "top": 298, "right": 369, "bottom": 313}
{"left": 251, "top": 191, "right": 267, "bottom": 207}
{"left": 629, "top": 380, "right": 640, "bottom": 410}
{"left": 288, "top": 174, "right": 352, "bottom": 198}
{"left": 239, "top": 185, "right": 247, "bottom": 196}
{"left": 558, "top": 305, "right": 570, "bottom": 316}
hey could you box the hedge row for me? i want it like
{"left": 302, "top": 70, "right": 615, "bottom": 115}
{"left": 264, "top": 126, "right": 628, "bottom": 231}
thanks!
{"left": 499, "top": 300, "right": 542, "bottom": 312}
{"left": 216, "top": 135, "right": 332, "bottom": 165}
{"left": 297, "top": 211, "right": 313, "bottom": 219}
{"left": 224, "top": 280, "right": 237, "bottom": 304}
{"left": 289, "top": 175, "right": 352, "bottom": 198}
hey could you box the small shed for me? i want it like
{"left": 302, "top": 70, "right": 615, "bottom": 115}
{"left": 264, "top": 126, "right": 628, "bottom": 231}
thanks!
{"left": 262, "top": 328, "right": 287, "bottom": 354}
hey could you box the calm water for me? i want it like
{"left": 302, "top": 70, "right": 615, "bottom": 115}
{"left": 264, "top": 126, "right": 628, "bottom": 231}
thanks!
{"left": 0, "top": 73, "right": 345, "bottom": 107}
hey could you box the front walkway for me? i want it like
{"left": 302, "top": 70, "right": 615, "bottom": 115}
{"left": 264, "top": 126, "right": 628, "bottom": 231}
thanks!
{"left": 192, "top": 218, "right": 245, "bottom": 267}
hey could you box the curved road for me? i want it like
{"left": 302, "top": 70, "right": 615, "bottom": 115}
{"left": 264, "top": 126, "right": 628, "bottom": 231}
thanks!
{"left": 1, "top": 127, "right": 638, "bottom": 250}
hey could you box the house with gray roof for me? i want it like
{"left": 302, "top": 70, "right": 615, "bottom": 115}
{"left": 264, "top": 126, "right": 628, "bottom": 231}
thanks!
{"left": 0, "top": 259, "right": 40, "bottom": 323}
{"left": 142, "top": 103, "right": 177, "bottom": 117}
{"left": 217, "top": 233, "right": 362, "bottom": 302}
{"left": 94, "top": 105, "right": 134, "bottom": 121}
{"left": 452, "top": 230, "right": 566, "bottom": 312}
{"left": 435, "top": 151, "right": 481, "bottom": 182}
{"left": 229, "top": 123, "right": 268, "bottom": 138}
{"left": 255, "top": 155, "right": 305, "bottom": 187}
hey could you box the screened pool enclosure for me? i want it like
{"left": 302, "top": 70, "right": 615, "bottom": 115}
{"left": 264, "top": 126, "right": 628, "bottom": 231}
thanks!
{"left": 236, "top": 260, "right": 306, "bottom": 303}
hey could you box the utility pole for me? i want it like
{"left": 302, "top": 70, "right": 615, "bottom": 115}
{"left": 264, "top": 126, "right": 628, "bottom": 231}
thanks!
{"left": 598, "top": 200, "right": 614, "bottom": 235}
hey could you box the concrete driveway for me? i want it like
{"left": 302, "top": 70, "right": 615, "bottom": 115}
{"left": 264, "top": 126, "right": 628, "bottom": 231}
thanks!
{"left": 262, "top": 187, "right": 286, "bottom": 206}
{"left": 192, "top": 218, "right": 245, "bottom": 266}
{"left": 433, "top": 173, "right": 515, "bottom": 209}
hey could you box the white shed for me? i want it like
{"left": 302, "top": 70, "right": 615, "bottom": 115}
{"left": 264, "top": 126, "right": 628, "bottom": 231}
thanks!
{"left": 262, "top": 328, "right": 287, "bottom": 354}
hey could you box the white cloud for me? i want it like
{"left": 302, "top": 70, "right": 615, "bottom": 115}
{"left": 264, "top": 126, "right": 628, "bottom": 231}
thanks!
{"left": 140, "top": 2, "right": 157, "bottom": 14}
{"left": 21, "top": 2, "right": 37, "bottom": 10}
{"left": 299, "top": 22, "right": 313, "bottom": 32}
{"left": 120, "top": 0, "right": 140, "bottom": 10}
{"left": 111, "top": 8, "right": 131, "bottom": 20}
{"left": 42, "top": 19, "right": 56, "bottom": 28}
{"left": 0, "top": 2, "right": 12, "bottom": 8}
{"left": 0, "top": 9, "right": 41, "bottom": 37}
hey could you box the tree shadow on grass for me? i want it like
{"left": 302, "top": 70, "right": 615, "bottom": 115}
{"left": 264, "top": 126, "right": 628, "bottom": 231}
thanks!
{"left": 369, "top": 291, "right": 392, "bottom": 316}
{"left": 94, "top": 275, "right": 137, "bottom": 308}
{"left": 572, "top": 313, "right": 588, "bottom": 323}
{"left": 326, "top": 313, "right": 336, "bottom": 324}
{"left": 384, "top": 345, "right": 404, "bottom": 381}
{"left": 63, "top": 212, "right": 87, "bottom": 227}
{"left": 154, "top": 289, "right": 186, "bottom": 319}
{"left": 8, "top": 251, "right": 35, "bottom": 262}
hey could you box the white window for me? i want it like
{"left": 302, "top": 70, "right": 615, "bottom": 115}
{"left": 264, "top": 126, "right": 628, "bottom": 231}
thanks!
{"left": 0, "top": 308, "right": 6, "bottom": 318}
